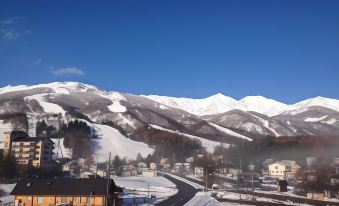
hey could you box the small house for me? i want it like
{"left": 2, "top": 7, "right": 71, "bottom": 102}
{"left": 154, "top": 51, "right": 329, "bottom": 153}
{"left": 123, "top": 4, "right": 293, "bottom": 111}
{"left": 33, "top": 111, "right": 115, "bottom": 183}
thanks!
{"left": 122, "top": 165, "right": 137, "bottom": 177}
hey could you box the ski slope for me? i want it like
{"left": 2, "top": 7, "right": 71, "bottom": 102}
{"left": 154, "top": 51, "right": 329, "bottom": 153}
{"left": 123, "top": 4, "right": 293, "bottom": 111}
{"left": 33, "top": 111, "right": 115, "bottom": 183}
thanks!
{"left": 92, "top": 124, "right": 154, "bottom": 161}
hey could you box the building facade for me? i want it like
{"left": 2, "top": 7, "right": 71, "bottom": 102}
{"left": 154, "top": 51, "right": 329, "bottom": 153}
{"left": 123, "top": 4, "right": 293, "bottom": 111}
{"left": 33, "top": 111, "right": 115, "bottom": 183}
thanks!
{"left": 2, "top": 131, "right": 55, "bottom": 169}
{"left": 268, "top": 160, "right": 300, "bottom": 179}
{"left": 10, "top": 178, "right": 122, "bottom": 206}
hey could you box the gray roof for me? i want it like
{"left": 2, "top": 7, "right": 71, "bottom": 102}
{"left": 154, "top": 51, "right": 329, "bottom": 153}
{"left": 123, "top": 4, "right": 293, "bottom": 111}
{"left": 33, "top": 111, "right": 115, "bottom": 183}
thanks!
{"left": 10, "top": 178, "right": 119, "bottom": 196}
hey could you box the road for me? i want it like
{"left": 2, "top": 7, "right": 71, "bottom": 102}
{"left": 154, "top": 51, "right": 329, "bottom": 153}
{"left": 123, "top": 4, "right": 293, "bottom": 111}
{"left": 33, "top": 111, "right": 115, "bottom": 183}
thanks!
{"left": 158, "top": 174, "right": 199, "bottom": 206}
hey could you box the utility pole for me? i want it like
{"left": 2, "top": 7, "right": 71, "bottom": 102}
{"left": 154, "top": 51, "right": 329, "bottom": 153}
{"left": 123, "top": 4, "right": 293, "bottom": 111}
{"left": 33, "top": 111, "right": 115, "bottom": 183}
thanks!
{"left": 147, "top": 183, "right": 150, "bottom": 197}
{"left": 106, "top": 152, "right": 111, "bottom": 206}
{"left": 248, "top": 163, "right": 255, "bottom": 200}
{"left": 95, "top": 161, "right": 98, "bottom": 179}
{"left": 205, "top": 166, "right": 208, "bottom": 192}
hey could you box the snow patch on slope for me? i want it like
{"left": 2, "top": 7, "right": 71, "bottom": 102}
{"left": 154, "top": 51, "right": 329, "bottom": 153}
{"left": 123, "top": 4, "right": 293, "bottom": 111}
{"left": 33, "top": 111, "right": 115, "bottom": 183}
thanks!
{"left": 209, "top": 123, "right": 252, "bottom": 141}
{"left": 25, "top": 94, "right": 66, "bottom": 115}
{"left": 322, "top": 118, "right": 337, "bottom": 125}
{"left": 304, "top": 115, "right": 328, "bottom": 122}
{"left": 107, "top": 101, "right": 126, "bottom": 113}
{"left": 149, "top": 124, "right": 224, "bottom": 152}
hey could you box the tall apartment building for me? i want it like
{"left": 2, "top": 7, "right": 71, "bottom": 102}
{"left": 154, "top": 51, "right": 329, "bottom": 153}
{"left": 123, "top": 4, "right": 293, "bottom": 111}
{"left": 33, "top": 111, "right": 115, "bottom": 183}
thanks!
{"left": 3, "top": 131, "right": 55, "bottom": 169}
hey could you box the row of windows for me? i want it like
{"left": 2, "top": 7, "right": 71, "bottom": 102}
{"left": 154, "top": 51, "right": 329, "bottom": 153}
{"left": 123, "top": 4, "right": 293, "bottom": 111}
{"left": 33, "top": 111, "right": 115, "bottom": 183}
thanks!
{"left": 33, "top": 196, "right": 92, "bottom": 204}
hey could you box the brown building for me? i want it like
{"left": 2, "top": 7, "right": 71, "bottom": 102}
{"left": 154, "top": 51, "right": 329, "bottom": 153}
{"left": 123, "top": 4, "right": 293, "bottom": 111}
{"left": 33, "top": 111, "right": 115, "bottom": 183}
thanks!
{"left": 10, "top": 178, "right": 122, "bottom": 206}
{"left": 3, "top": 131, "right": 55, "bottom": 169}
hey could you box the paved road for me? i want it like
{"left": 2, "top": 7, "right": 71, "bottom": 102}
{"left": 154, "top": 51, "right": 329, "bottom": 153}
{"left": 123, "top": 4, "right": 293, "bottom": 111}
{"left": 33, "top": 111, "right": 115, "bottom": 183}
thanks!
{"left": 158, "top": 174, "right": 199, "bottom": 206}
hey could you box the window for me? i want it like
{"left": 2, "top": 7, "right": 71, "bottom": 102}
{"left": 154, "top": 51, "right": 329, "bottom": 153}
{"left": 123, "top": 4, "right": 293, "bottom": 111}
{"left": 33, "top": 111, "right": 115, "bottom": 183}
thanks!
{"left": 77, "top": 197, "right": 82, "bottom": 203}
{"left": 61, "top": 196, "right": 67, "bottom": 203}
{"left": 27, "top": 196, "right": 32, "bottom": 200}
{"left": 86, "top": 197, "right": 91, "bottom": 205}
{"left": 37, "top": 197, "right": 43, "bottom": 204}
{"left": 275, "top": 166, "right": 278, "bottom": 169}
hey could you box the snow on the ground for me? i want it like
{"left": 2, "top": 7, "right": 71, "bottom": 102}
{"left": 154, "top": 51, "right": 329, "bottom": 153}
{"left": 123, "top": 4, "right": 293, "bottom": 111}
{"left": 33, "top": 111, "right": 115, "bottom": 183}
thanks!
{"left": 209, "top": 123, "right": 252, "bottom": 141}
{"left": 304, "top": 115, "right": 328, "bottom": 122}
{"left": 0, "top": 195, "right": 14, "bottom": 204}
{"left": 256, "top": 189, "right": 339, "bottom": 203}
{"left": 184, "top": 192, "right": 224, "bottom": 206}
{"left": 185, "top": 192, "right": 255, "bottom": 206}
{"left": 93, "top": 124, "right": 154, "bottom": 161}
{"left": 149, "top": 124, "right": 223, "bottom": 153}
{"left": 165, "top": 173, "right": 204, "bottom": 190}
{"left": 218, "top": 191, "right": 314, "bottom": 206}
{"left": 24, "top": 94, "right": 66, "bottom": 115}
{"left": 107, "top": 101, "right": 126, "bottom": 113}
{"left": 113, "top": 176, "right": 177, "bottom": 201}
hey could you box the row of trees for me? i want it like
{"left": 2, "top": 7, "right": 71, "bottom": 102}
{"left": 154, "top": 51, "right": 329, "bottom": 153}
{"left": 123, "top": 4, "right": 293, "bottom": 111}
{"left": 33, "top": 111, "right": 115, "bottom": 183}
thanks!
{"left": 0, "top": 156, "right": 17, "bottom": 179}
{"left": 213, "top": 136, "right": 339, "bottom": 173}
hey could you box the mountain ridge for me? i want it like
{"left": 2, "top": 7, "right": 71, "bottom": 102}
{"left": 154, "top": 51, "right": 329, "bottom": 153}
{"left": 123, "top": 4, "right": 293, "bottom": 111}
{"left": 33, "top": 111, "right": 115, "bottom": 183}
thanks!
{"left": 0, "top": 82, "right": 338, "bottom": 151}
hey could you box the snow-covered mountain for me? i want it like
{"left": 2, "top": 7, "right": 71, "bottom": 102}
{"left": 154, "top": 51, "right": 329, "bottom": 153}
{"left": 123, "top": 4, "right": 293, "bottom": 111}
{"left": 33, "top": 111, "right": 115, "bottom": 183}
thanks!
{"left": 0, "top": 82, "right": 339, "bottom": 159}
{"left": 145, "top": 94, "right": 339, "bottom": 117}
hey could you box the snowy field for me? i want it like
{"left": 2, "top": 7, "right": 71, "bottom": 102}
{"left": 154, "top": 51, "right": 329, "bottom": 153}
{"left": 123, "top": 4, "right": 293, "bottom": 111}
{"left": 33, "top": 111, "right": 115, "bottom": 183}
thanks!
{"left": 113, "top": 176, "right": 178, "bottom": 201}
{"left": 218, "top": 191, "right": 314, "bottom": 206}
{"left": 184, "top": 192, "right": 255, "bottom": 206}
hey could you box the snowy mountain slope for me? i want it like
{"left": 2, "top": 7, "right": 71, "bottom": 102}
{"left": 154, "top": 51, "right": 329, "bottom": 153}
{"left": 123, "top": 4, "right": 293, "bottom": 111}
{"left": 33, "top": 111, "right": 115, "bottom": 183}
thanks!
{"left": 145, "top": 93, "right": 339, "bottom": 117}
{"left": 0, "top": 81, "right": 339, "bottom": 153}
{"left": 52, "top": 121, "right": 154, "bottom": 161}
{"left": 237, "top": 96, "right": 289, "bottom": 116}
{"left": 92, "top": 124, "right": 154, "bottom": 160}
{"left": 144, "top": 93, "right": 238, "bottom": 116}
{"left": 294, "top": 96, "right": 339, "bottom": 112}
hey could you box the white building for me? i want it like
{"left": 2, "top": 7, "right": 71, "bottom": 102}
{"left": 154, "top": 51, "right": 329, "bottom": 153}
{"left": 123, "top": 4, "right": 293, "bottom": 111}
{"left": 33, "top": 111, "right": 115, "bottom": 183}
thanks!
{"left": 268, "top": 160, "right": 300, "bottom": 179}
{"left": 194, "top": 167, "right": 204, "bottom": 177}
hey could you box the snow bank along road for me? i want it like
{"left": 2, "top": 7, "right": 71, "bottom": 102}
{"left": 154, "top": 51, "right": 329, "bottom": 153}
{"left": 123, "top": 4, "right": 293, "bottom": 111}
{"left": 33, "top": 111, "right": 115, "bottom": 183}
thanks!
{"left": 158, "top": 174, "right": 199, "bottom": 206}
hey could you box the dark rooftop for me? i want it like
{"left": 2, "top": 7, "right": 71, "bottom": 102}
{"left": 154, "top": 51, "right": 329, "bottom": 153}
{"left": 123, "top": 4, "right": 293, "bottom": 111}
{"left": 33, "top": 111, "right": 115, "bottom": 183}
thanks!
{"left": 9, "top": 131, "right": 29, "bottom": 139}
{"left": 12, "top": 136, "right": 54, "bottom": 143}
{"left": 10, "top": 178, "right": 120, "bottom": 196}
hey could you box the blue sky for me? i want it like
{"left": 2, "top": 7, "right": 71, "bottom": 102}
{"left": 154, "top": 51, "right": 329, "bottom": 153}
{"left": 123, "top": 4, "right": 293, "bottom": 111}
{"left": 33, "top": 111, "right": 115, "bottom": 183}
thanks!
{"left": 0, "top": 0, "right": 338, "bottom": 103}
